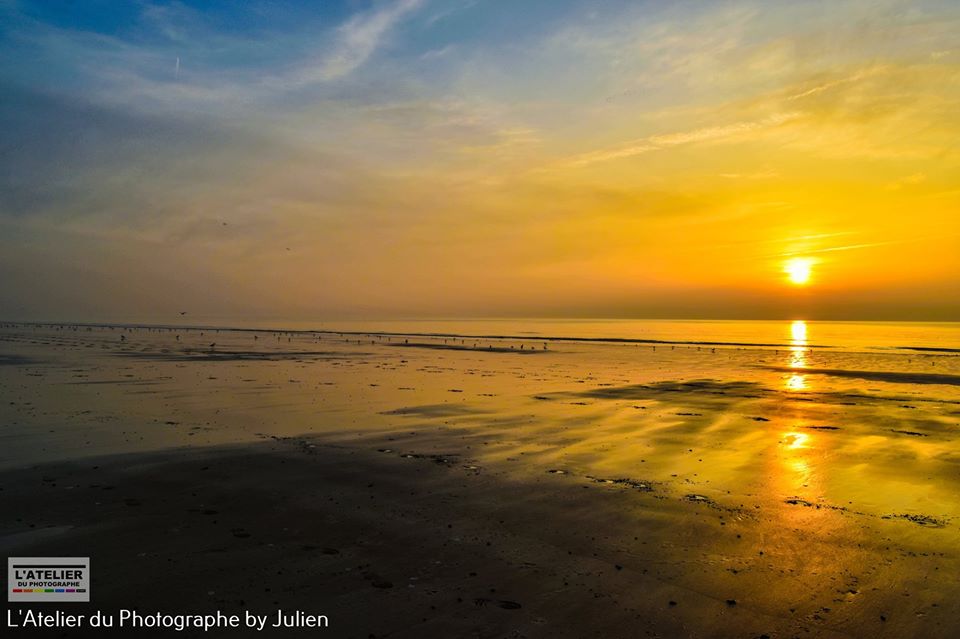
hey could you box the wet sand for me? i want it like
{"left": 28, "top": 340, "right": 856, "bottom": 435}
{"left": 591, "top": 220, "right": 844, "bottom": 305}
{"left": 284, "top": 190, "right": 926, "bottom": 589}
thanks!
{"left": 2, "top": 323, "right": 960, "bottom": 637}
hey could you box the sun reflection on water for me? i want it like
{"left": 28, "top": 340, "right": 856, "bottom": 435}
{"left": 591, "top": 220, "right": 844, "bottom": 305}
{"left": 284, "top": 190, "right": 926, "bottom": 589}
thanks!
{"left": 784, "top": 320, "right": 809, "bottom": 391}
{"left": 788, "top": 347, "right": 807, "bottom": 369}
{"left": 778, "top": 430, "right": 817, "bottom": 494}
{"left": 785, "top": 373, "right": 807, "bottom": 390}
{"left": 782, "top": 431, "right": 809, "bottom": 449}
{"left": 790, "top": 320, "right": 807, "bottom": 343}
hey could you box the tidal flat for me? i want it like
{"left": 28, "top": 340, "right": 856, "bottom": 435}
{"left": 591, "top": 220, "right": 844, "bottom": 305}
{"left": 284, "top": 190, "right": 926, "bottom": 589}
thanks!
{"left": 1, "top": 321, "right": 959, "bottom": 638}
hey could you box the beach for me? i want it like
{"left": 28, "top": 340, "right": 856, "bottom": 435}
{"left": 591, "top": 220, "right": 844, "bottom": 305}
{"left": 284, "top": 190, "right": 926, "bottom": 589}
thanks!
{"left": 2, "top": 321, "right": 960, "bottom": 637}
{"left": 5, "top": 1, "right": 960, "bottom": 636}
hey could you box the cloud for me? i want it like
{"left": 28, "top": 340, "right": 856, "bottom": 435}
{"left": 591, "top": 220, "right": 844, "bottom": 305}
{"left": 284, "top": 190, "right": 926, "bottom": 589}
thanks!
{"left": 784, "top": 66, "right": 888, "bottom": 101}
{"left": 719, "top": 168, "right": 779, "bottom": 180}
{"left": 779, "top": 241, "right": 906, "bottom": 258}
{"left": 284, "top": 0, "right": 424, "bottom": 86}
{"left": 2, "top": 0, "right": 959, "bottom": 322}
{"left": 885, "top": 172, "right": 927, "bottom": 190}
{"left": 420, "top": 44, "right": 454, "bottom": 61}
{"left": 567, "top": 112, "right": 802, "bottom": 167}
{"left": 0, "top": 0, "right": 429, "bottom": 117}
{"left": 424, "top": 0, "right": 478, "bottom": 28}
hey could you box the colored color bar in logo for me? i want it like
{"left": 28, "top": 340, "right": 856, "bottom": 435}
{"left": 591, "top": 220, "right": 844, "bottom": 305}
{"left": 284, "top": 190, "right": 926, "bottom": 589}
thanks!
{"left": 8, "top": 557, "right": 90, "bottom": 602}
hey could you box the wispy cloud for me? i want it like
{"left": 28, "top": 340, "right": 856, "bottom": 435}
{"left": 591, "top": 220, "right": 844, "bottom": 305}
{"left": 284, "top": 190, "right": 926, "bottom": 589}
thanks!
{"left": 784, "top": 66, "right": 887, "bottom": 101}
{"left": 720, "top": 168, "right": 779, "bottom": 179}
{"left": 284, "top": 0, "right": 424, "bottom": 86}
{"left": 567, "top": 112, "right": 802, "bottom": 167}
{"left": 885, "top": 172, "right": 926, "bottom": 190}
{"left": 779, "top": 240, "right": 906, "bottom": 258}
{"left": 424, "top": 0, "right": 478, "bottom": 28}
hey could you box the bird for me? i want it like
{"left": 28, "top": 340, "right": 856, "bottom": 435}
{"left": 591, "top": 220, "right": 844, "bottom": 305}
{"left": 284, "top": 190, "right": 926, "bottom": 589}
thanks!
{"left": 179, "top": 311, "right": 187, "bottom": 315}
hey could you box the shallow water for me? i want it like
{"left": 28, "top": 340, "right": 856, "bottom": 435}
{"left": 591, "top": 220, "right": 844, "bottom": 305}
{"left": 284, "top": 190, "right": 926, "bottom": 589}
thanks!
{"left": 1, "top": 320, "right": 958, "bottom": 524}
{"left": 4, "top": 320, "right": 960, "bottom": 635}
{"left": 185, "top": 318, "right": 960, "bottom": 351}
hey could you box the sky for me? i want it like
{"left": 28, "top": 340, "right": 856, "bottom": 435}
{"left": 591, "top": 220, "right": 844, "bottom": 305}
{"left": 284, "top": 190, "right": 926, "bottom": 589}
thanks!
{"left": 1, "top": 0, "right": 958, "bottom": 324}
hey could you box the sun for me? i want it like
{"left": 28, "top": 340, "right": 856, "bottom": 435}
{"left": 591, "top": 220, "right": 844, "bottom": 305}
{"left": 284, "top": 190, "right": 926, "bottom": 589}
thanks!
{"left": 783, "top": 257, "right": 814, "bottom": 285}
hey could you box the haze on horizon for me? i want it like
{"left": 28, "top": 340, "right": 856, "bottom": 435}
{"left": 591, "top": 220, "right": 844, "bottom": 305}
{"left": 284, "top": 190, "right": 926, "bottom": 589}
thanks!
{"left": 1, "top": 0, "right": 958, "bottom": 324}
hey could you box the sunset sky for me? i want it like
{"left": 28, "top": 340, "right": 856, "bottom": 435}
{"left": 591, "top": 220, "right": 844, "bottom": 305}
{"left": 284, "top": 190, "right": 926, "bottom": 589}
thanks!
{"left": 1, "top": 0, "right": 958, "bottom": 323}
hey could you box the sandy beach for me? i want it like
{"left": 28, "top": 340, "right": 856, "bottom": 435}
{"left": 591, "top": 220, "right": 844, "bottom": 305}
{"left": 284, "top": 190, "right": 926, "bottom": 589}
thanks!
{"left": 2, "top": 322, "right": 960, "bottom": 637}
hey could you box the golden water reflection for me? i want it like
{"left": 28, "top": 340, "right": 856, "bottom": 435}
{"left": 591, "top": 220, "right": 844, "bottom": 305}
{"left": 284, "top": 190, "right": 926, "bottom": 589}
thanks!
{"left": 785, "top": 373, "right": 807, "bottom": 391}
{"left": 784, "top": 320, "right": 809, "bottom": 391}
{"left": 782, "top": 431, "right": 809, "bottom": 450}
{"left": 788, "top": 348, "right": 807, "bottom": 369}
{"left": 776, "top": 429, "right": 819, "bottom": 498}
{"left": 790, "top": 320, "right": 807, "bottom": 343}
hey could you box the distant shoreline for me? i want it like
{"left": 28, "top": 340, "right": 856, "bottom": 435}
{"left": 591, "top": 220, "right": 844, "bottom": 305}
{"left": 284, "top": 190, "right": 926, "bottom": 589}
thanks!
{"left": 6, "top": 320, "right": 960, "bottom": 353}
{"left": 0, "top": 320, "right": 832, "bottom": 350}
